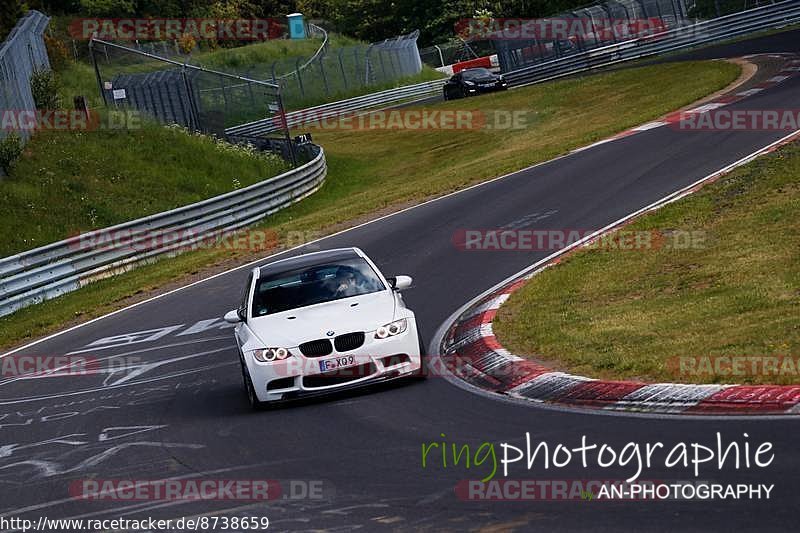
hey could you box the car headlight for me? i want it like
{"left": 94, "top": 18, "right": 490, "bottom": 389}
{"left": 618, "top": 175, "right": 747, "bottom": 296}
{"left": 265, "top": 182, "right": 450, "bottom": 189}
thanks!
{"left": 375, "top": 318, "right": 408, "bottom": 339}
{"left": 251, "top": 347, "right": 290, "bottom": 362}
{"left": 463, "top": 80, "right": 475, "bottom": 86}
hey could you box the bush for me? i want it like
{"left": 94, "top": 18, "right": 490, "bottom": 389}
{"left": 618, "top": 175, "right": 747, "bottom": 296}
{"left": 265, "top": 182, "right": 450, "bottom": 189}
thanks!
{"left": 79, "top": 0, "right": 136, "bottom": 17}
{"left": 30, "top": 69, "right": 60, "bottom": 110}
{"left": 44, "top": 34, "right": 70, "bottom": 72}
{"left": 0, "top": 133, "right": 23, "bottom": 175}
{"left": 178, "top": 33, "right": 197, "bottom": 54}
{"left": 0, "top": 1, "right": 24, "bottom": 42}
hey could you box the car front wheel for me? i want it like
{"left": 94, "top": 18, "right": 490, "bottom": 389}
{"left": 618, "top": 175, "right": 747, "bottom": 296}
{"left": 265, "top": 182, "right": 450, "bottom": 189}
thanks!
{"left": 410, "top": 331, "right": 428, "bottom": 380}
{"left": 240, "top": 356, "right": 264, "bottom": 410}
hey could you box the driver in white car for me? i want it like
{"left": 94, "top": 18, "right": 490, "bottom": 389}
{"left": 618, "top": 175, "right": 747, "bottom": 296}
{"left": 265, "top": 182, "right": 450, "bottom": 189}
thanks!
{"left": 329, "top": 266, "right": 365, "bottom": 297}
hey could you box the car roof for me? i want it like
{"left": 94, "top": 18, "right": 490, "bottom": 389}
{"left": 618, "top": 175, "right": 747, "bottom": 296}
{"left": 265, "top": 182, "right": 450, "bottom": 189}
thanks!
{"left": 257, "top": 248, "right": 362, "bottom": 278}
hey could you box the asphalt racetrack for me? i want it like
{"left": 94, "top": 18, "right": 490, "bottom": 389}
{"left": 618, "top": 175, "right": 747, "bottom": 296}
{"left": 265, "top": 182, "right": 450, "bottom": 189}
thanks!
{"left": 3, "top": 30, "right": 800, "bottom": 532}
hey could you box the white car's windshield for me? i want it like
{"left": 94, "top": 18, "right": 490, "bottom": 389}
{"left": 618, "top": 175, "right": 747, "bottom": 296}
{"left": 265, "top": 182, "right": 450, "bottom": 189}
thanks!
{"left": 252, "top": 257, "right": 386, "bottom": 316}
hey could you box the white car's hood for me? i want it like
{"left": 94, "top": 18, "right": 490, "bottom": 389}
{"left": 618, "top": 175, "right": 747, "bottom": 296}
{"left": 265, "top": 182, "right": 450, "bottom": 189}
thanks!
{"left": 247, "top": 290, "right": 397, "bottom": 347}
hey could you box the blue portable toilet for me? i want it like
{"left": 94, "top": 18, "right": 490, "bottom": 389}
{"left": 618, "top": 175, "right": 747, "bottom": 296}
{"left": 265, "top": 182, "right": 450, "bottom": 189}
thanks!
{"left": 287, "top": 13, "right": 306, "bottom": 39}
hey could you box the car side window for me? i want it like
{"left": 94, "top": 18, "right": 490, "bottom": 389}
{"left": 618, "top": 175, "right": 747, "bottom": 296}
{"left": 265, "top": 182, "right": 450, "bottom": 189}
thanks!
{"left": 238, "top": 272, "right": 253, "bottom": 319}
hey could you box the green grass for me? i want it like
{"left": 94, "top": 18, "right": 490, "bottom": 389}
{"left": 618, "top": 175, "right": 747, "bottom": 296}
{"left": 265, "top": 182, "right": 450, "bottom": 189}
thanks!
{"left": 280, "top": 64, "right": 444, "bottom": 111}
{"left": 0, "top": 60, "right": 740, "bottom": 351}
{"left": 305, "top": 60, "right": 740, "bottom": 212}
{"left": 494, "top": 141, "right": 800, "bottom": 386}
{"left": 58, "top": 61, "right": 103, "bottom": 107}
{"left": 192, "top": 35, "right": 361, "bottom": 72}
{"left": 86, "top": 35, "right": 345, "bottom": 80}
{"left": 0, "top": 121, "right": 287, "bottom": 256}
{"left": 61, "top": 34, "right": 444, "bottom": 114}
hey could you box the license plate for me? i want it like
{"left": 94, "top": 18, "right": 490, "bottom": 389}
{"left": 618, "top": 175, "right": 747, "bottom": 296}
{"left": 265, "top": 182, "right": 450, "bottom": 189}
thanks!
{"left": 481, "top": 83, "right": 495, "bottom": 87}
{"left": 319, "top": 355, "right": 357, "bottom": 372}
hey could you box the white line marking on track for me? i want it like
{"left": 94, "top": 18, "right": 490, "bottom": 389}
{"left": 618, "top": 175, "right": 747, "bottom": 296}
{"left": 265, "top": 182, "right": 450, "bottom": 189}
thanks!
{"left": 0, "top": 349, "right": 234, "bottom": 405}
{"left": 0, "top": 462, "right": 289, "bottom": 528}
{"left": 632, "top": 121, "right": 667, "bottom": 131}
{"left": 66, "top": 333, "right": 231, "bottom": 356}
{"left": 570, "top": 139, "right": 614, "bottom": 153}
{"left": 430, "top": 127, "right": 800, "bottom": 420}
{"left": 686, "top": 103, "right": 726, "bottom": 113}
{"left": 6, "top": 78, "right": 799, "bottom": 360}
{"left": 2, "top": 152, "right": 584, "bottom": 358}
{"left": 736, "top": 88, "right": 764, "bottom": 96}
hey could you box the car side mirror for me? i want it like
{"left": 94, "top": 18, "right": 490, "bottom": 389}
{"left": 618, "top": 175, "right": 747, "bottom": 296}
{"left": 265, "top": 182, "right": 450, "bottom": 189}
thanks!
{"left": 389, "top": 275, "right": 412, "bottom": 291}
{"left": 224, "top": 309, "right": 242, "bottom": 324}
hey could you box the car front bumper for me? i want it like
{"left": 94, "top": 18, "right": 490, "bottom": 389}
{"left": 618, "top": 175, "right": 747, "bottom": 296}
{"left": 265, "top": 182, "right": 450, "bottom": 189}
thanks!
{"left": 246, "top": 321, "right": 421, "bottom": 402}
{"left": 475, "top": 83, "right": 508, "bottom": 93}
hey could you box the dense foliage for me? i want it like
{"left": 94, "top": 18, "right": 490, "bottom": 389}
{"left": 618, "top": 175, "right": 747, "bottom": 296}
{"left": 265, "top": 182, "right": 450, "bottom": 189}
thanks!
{"left": 20, "top": 0, "right": 633, "bottom": 46}
{"left": 1, "top": 0, "right": 25, "bottom": 40}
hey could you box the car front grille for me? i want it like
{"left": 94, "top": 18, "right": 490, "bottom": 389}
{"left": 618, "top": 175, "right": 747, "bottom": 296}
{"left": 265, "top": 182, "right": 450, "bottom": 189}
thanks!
{"left": 334, "top": 332, "right": 365, "bottom": 352}
{"left": 299, "top": 332, "right": 365, "bottom": 357}
{"left": 299, "top": 339, "right": 333, "bottom": 357}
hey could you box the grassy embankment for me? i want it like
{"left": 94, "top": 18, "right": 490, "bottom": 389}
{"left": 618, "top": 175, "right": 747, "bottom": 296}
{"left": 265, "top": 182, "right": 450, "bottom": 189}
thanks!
{"left": 494, "top": 141, "right": 800, "bottom": 385}
{"left": 59, "top": 33, "right": 443, "bottom": 112}
{"left": 1, "top": 60, "right": 740, "bottom": 350}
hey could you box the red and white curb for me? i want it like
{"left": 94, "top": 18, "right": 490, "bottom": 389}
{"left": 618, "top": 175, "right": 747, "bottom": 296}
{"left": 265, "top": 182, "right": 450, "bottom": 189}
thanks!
{"left": 441, "top": 278, "right": 800, "bottom": 415}
{"left": 438, "top": 116, "right": 800, "bottom": 417}
{"left": 571, "top": 53, "right": 800, "bottom": 154}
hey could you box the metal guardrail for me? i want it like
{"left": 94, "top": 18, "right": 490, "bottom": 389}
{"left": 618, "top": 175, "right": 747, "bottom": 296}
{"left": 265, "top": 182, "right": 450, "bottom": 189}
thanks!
{"left": 2, "top": 2, "right": 795, "bottom": 318}
{"left": 503, "top": 0, "right": 800, "bottom": 86}
{"left": 277, "top": 23, "right": 329, "bottom": 80}
{"left": 491, "top": 0, "right": 689, "bottom": 72}
{"left": 0, "top": 145, "right": 327, "bottom": 318}
{"left": 226, "top": 1, "right": 799, "bottom": 138}
{"left": 225, "top": 78, "right": 447, "bottom": 137}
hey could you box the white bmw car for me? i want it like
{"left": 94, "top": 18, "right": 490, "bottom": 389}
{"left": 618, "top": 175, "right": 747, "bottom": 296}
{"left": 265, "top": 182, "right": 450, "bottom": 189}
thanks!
{"left": 224, "top": 247, "right": 423, "bottom": 408}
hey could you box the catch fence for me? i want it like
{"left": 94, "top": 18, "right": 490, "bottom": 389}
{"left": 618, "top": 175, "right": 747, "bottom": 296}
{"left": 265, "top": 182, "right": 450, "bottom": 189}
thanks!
{"left": 0, "top": 10, "right": 51, "bottom": 144}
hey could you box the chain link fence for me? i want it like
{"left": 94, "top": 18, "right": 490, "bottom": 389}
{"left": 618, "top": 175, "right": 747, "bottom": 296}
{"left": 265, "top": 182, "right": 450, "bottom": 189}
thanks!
{"left": 226, "top": 29, "right": 424, "bottom": 110}
{"left": 446, "top": 0, "right": 696, "bottom": 72}
{"left": 89, "top": 37, "right": 297, "bottom": 162}
{"left": 87, "top": 26, "right": 424, "bottom": 133}
{"left": 0, "top": 10, "right": 50, "bottom": 144}
{"left": 87, "top": 27, "right": 425, "bottom": 149}
{"left": 420, "top": 39, "right": 496, "bottom": 68}
{"left": 490, "top": 0, "right": 693, "bottom": 72}
{"left": 685, "top": 0, "right": 778, "bottom": 17}
{"left": 174, "top": 28, "right": 419, "bottom": 109}
{"left": 415, "top": 0, "right": 777, "bottom": 71}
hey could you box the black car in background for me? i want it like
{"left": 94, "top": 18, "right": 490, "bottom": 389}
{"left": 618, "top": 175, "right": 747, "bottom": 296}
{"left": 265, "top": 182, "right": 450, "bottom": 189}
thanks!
{"left": 443, "top": 68, "right": 508, "bottom": 100}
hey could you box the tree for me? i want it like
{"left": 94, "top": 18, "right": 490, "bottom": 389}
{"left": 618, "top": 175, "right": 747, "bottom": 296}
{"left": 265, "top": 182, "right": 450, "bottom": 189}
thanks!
{"left": 0, "top": 0, "right": 26, "bottom": 41}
